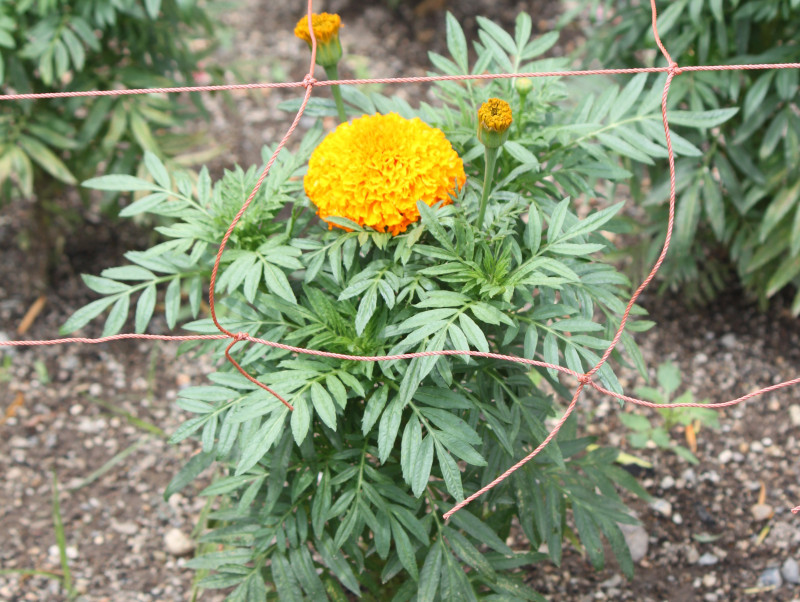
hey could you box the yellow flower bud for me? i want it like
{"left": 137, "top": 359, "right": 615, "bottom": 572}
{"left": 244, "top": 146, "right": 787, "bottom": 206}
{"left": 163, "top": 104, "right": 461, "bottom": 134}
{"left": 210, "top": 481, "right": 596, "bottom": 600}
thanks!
{"left": 477, "top": 98, "right": 512, "bottom": 148}
{"left": 294, "top": 13, "right": 343, "bottom": 68}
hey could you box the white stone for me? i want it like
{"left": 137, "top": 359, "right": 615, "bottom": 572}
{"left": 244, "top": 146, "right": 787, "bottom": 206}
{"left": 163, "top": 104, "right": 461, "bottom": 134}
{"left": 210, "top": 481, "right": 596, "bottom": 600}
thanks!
{"left": 164, "top": 528, "right": 195, "bottom": 557}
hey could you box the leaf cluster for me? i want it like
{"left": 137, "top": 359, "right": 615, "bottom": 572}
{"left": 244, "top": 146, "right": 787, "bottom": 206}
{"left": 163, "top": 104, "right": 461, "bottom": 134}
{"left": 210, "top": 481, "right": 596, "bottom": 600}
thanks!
{"left": 0, "top": 0, "right": 220, "bottom": 203}
{"left": 62, "top": 12, "right": 687, "bottom": 601}
{"left": 579, "top": 0, "right": 800, "bottom": 309}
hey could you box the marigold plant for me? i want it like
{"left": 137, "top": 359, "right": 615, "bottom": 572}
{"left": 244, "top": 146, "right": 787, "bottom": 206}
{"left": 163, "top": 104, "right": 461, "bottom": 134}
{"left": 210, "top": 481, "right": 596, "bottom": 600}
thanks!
{"left": 305, "top": 113, "right": 466, "bottom": 235}
{"left": 66, "top": 12, "right": 721, "bottom": 600}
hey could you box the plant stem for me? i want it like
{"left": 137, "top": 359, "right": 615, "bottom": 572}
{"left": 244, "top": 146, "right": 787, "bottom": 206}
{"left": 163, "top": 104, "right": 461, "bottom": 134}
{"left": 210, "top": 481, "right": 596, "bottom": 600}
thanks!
{"left": 324, "top": 64, "right": 347, "bottom": 123}
{"left": 477, "top": 146, "right": 499, "bottom": 229}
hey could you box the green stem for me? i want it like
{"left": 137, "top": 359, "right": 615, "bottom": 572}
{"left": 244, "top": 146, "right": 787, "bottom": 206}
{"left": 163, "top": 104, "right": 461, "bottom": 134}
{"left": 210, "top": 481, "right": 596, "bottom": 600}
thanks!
{"left": 324, "top": 64, "right": 347, "bottom": 123}
{"left": 477, "top": 146, "right": 500, "bottom": 229}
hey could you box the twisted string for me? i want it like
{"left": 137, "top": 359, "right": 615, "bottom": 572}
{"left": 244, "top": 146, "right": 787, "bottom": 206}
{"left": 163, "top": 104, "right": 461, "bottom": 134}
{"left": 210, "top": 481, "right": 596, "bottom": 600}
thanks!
{"left": 2, "top": 0, "right": 800, "bottom": 518}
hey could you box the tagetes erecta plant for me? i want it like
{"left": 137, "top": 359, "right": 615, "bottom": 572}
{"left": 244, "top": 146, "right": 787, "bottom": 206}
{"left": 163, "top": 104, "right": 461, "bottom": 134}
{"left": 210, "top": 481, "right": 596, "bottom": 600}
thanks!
{"left": 305, "top": 112, "right": 466, "bottom": 235}
{"left": 67, "top": 12, "right": 733, "bottom": 599}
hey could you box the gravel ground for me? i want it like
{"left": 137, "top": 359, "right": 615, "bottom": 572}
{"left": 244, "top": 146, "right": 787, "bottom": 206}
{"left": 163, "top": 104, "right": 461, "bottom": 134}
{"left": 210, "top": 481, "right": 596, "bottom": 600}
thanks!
{"left": 2, "top": 1, "right": 800, "bottom": 601}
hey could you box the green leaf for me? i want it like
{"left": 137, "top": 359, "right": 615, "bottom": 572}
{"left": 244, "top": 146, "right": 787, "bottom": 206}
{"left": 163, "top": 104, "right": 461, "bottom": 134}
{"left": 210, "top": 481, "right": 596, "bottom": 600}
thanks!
{"left": 144, "top": 0, "right": 162, "bottom": 18}
{"left": 391, "top": 517, "right": 419, "bottom": 581}
{"left": 310, "top": 382, "right": 337, "bottom": 430}
{"left": 449, "top": 510, "right": 514, "bottom": 555}
{"left": 316, "top": 536, "right": 361, "bottom": 596}
{"left": 272, "top": 553, "right": 304, "bottom": 602}
{"left": 164, "top": 277, "right": 181, "bottom": 329}
{"left": 18, "top": 135, "right": 76, "bottom": 184}
{"left": 102, "top": 294, "right": 130, "bottom": 337}
{"left": 263, "top": 262, "right": 296, "bottom": 303}
{"left": 236, "top": 408, "right": 289, "bottom": 475}
{"left": 83, "top": 174, "right": 160, "bottom": 192}
{"left": 609, "top": 73, "right": 649, "bottom": 122}
{"left": 355, "top": 286, "right": 377, "bottom": 336}
{"left": 411, "top": 435, "right": 434, "bottom": 497}
{"left": 362, "top": 385, "right": 389, "bottom": 435}
{"left": 523, "top": 325, "right": 538, "bottom": 359}
{"left": 418, "top": 544, "right": 442, "bottom": 602}
{"left": 667, "top": 108, "right": 739, "bottom": 128}
{"left": 291, "top": 395, "right": 311, "bottom": 444}
{"left": 458, "top": 313, "right": 489, "bottom": 353}
{"left": 766, "top": 255, "right": 800, "bottom": 297}
{"left": 444, "top": 526, "right": 495, "bottom": 577}
{"left": 144, "top": 151, "right": 170, "bottom": 189}
{"left": 445, "top": 12, "right": 468, "bottom": 73}
{"left": 164, "top": 451, "right": 214, "bottom": 499}
{"left": 543, "top": 331, "right": 559, "bottom": 378}
{"left": 119, "top": 192, "right": 169, "bottom": 217}
{"left": 378, "top": 397, "right": 403, "bottom": 463}
{"left": 435, "top": 440, "right": 463, "bottom": 501}
{"left": 619, "top": 413, "right": 651, "bottom": 432}
{"left": 57, "top": 291, "right": 112, "bottom": 331}
{"left": 759, "top": 180, "right": 800, "bottom": 243}
{"left": 135, "top": 284, "right": 157, "bottom": 333}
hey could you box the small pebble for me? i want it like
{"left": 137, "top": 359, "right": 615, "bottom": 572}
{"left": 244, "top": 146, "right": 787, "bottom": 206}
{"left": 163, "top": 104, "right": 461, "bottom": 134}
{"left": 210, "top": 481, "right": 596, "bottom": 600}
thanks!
{"left": 651, "top": 498, "right": 672, "bottom": 518}
{"left": 718, "top": 449, "right": 733, "bottom": 464}
{"left": 164, "top": 528, "right": 195, "bottom": 557}
{"left": 698, "top": 553, "right": 719, "bottom": 566}
{"left": 619, "top": 523, "right": 648, "bottom": 563}
{"left": 681, "top": 468, "right": 697, "bottom": 484}
{"left": 751, "top": 503, "right": 774, "bottom": 521}
{"left": 673, "top": 512, "right": 683, "bottom": 525}
{"left": 758, "top": 566, "right": 783, "bottom": 588}
{"left": 702, "top": 573, "right": 717, "bottom": 588}
{"left": 782, "top": 557, "right": 800, "bottom": 584}
{"left": 789, "top": 405, "right": 800, "bottom": 427}
{"left": 660, "top": 475, "right": 675, "bottom": 489}
{"left": 720, "top": 333, "right": 737, "bottom": 348}
{"left": 750, "top": 441, "right": 764, "bottom": 453}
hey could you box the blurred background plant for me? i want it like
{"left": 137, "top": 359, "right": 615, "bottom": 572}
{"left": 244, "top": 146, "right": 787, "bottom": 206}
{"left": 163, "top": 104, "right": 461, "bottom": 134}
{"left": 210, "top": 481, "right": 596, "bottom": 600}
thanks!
{"left": 0, "top": 0, "right": 222, "bottom": 284}
{"left": 620, "top": 360, "right": 719, "bottom": 464}
{"left": 575, "top": 0, "right": 800, "bottom": 311}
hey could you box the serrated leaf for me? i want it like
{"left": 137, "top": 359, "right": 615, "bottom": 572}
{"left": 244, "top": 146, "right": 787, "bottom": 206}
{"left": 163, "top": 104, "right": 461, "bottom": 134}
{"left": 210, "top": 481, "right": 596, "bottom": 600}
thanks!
{"left": 445, "top": 12, "right": 468, "bottom": 73}
{"left": 164, "top": 277, "right": 181, "bottom": 329}
{"left": 435, "top": 441, "right": 463, "bottom": 501}
{"left": 102, "top": 294, "right": 130, "bottom": 337}
{"left": 291, "top": 396, "right": 311, "bottom": 445}
{"left": 362, "top": 385, "right": 389, "bottom": 435}
{"left": 83, "top": 174, "right": 160, "bottom": 192}
{"left": 378, "top": 397, "right": 403, "bottom": 463}
{"left": 236, "top": 408, "right": 288, "bottom": 475}
{"left": 135, "top": 283, "right": 157, "bottom": 333}
{"left": 355, "top": 286, "right": 377, "bottom": 336}
{"left": 60, "top": 296, "right": 118, "bottom": 334}
{"left": 391, "top": 517, "right": 419, "bottom": 581}
{"left": 310, "top": 382, "right": 337, "bottom": 430}
{"left": 418, "top": 544, "right": 442, "bottom": 602}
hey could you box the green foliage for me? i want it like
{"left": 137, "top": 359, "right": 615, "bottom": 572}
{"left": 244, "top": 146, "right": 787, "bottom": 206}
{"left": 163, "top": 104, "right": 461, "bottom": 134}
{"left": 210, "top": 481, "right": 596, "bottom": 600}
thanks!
{"left": 0, "top": 0, "right": 219, "bottom": 202}
{"left": 64, "top": 13, "right": 720, "bottom": 600}
{"left": 621, "top": 360, "right": 719, "bottom": 464}
{"left": 579, "top": 0, "right": 800, "bottom": 309}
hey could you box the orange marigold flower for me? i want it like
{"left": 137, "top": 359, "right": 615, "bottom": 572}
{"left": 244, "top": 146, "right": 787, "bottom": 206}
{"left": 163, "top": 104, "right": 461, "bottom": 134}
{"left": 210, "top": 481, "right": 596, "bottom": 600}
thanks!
{"left": 294, "top": 12, "right": 342, "bottom": 45}
{"left": 304, "top": 113, "right": 466, "bottom": 236}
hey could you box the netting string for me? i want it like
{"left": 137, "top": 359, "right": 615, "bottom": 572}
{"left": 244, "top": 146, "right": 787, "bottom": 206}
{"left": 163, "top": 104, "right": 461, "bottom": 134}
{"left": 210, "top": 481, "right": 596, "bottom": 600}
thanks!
{"left": 2, "top": 0, "right": 800, "bottom": 518}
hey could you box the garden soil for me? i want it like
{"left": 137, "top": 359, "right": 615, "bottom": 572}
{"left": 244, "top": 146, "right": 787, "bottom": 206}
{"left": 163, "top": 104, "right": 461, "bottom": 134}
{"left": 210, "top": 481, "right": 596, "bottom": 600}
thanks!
{"left": 2, "top": 1, "right": 800, "bottom": 601}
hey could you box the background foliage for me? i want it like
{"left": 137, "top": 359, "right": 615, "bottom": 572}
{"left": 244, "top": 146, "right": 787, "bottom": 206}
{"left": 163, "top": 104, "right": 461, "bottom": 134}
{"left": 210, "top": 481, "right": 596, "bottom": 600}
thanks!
{"left": 63, "top": 11, "right": 732, "bottom": 601}
{"left": 0, "top": 0, "right": 218, "bottom": 204}
{"left": 577, "top": 0, "right": 800, "bottom": 309}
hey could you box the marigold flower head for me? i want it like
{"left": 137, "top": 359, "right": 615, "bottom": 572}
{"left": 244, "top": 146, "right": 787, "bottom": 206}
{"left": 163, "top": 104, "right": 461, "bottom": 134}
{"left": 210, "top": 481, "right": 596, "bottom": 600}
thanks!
{"left": 478, "top": 98, "right": 513, "bottom": 148}
{"left": 294, "top": 13, "right": 343, "bottom": 67}
{"left": 304, "top": 113, "right": 466, "bottom": 236}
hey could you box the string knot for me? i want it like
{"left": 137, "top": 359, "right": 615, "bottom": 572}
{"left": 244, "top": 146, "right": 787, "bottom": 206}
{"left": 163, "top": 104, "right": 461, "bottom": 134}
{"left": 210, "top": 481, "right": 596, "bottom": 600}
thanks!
{"left": 302, "top": 74, "right": 317, "bottom": 88}
{"left": 668, "top": 62, "right": 682, "bottom": 75}
{"left": 577, "top": 373, "right": 592, "bottom": 385}
{"left": 232, "top": 332, "right": 250, "bottom": 343}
